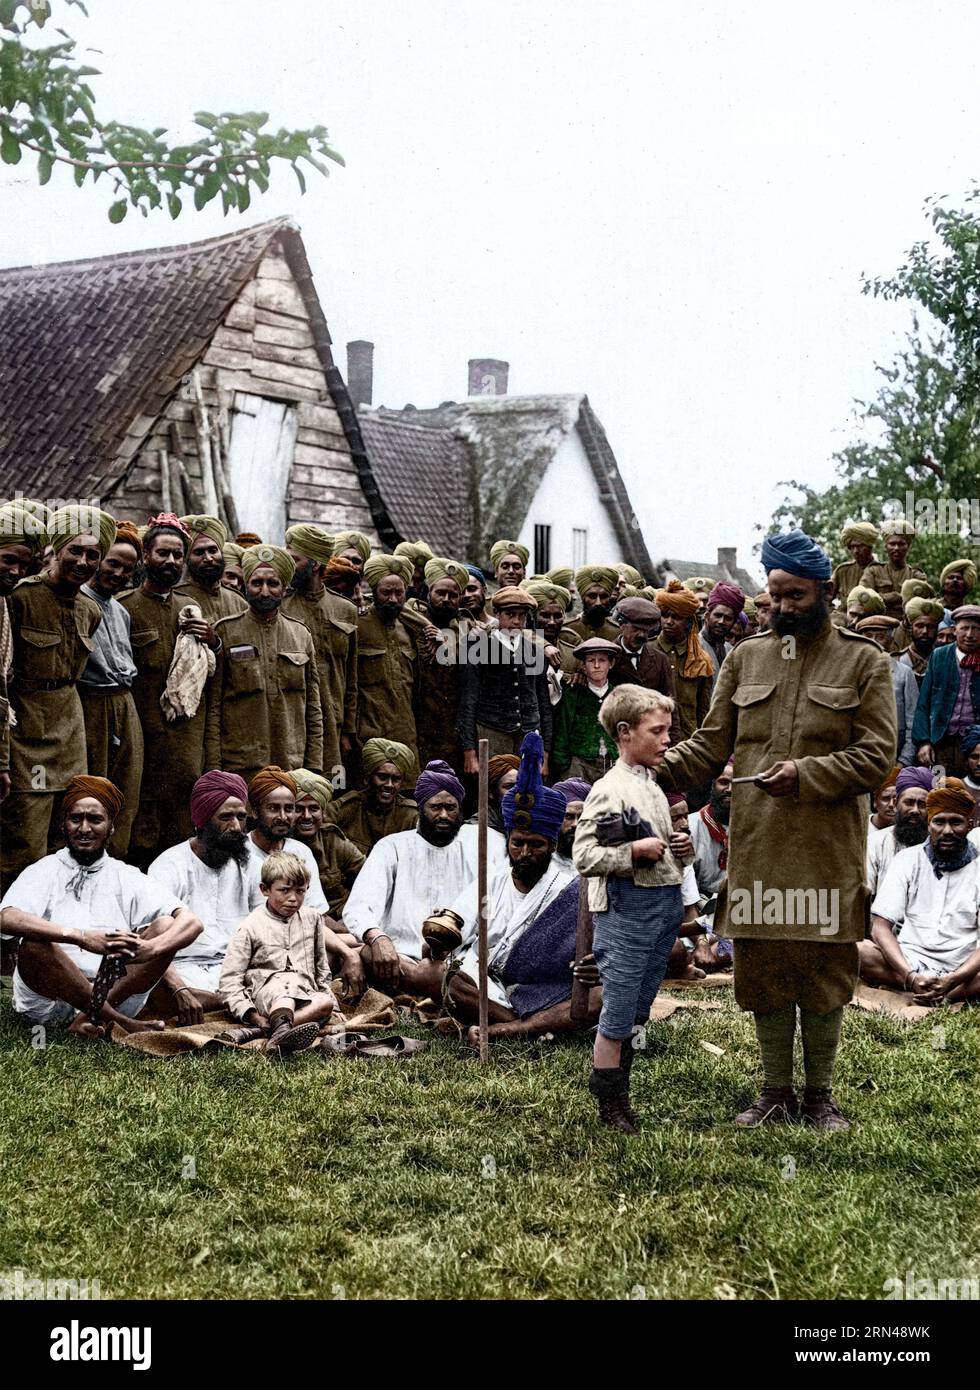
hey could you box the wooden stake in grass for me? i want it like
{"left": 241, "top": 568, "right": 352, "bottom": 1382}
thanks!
{"left": 570, "top": 877, "right": 593, "bottom": 1022}
{"left": 478, "top": 736, "right": 490, "bottom": 1063}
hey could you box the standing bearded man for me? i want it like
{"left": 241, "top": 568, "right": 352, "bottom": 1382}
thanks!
{"left": 657, "top": 530, "right": 896, "bottom": 1130}
{"left": 175, "top": 516, "right": 248, "bottom": 623}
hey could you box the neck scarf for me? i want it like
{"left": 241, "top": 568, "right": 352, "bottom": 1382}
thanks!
{"left": 699, "top": 803, "right": 729, "bottom": 869}
{"left": 924, "top": 839, "right": 978, "bottom": 879}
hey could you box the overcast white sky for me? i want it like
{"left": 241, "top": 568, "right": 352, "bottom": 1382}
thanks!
{"left": 3, "top": 0, "right": 977, "bottom": 583}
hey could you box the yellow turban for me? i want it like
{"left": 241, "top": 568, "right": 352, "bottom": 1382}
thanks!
{"left": 743, "top": 597, "right": 757, "bottom": 617}
{"left": 286, "top": 524, "right": 335, "bottom": 565}
{"left": 423, "top": 557, "right": 468, "bottom": 589}
{"left": 638, "top": 585, "right": 660, "bottom": 603}
{"left": 575, "top": 565, "right": 619, "bottom": 596}
{"left": 363, "top": 554, "right": 413, "bottom": 589}
{"left": 525, "top": 580, "right": 571, "bottom": 611}
{"left": 0, "top": 502, "right": 46, "bottom": 553}
{"left": 881, "top": 518, "right": 916, "bottom": 538}
{"left": 846, "top": 585, "right": 885, "bottom": 615}
{"left": 47, "top": 505, "right": 117, "bottom": 557}
{"left": 901, "top": 578, "right": 934, "bottom": 602}
{"left": 223, "top": 542, "right": 244, "bottom": 564}
{"left": 332, "top": 530, "right": 372, "bottom": 562}
{"left": 940, "top": 559, "right": 978, "bottom": 591}
{"left": 362, "top": 738, "right": 415, "bottom": 777}
{"left": 840, "top": 521, "right": 879, "bottom": 546}
{"left": 619, "top": 584, "right": 639, "bottom": 598}
{"left": 683, "top": 576, "right": 713, "bottom": 594}
{"left": 290, "top": 768, "right": 333, "bottom": 812}
{"left": 181, "top": 515, "right": 228, "bottom": 546}
{"left": 544, "top": 566, "right": 574, "bottom": 589}
{"left": 394, "top": 541, "right": 434, "bottom": 568}
{"left": 615, "top": 563, "right": 643, "bottom": 586}
{"left": 490, "top": 539, "right": 529, "bottom": 570}
{"left": 241, "top": 544, "right": 295, "bottom": 586}
{"left": 905, "top": 597, "right": 945, "bottom": 623}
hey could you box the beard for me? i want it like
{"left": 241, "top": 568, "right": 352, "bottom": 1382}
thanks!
{"left": 893, "top": 812, "right": 928, "bottom": 847}
{"left": 249, "top": 595, "right": 281, "bottom": 615}
{"left": 188, "top": 558, "right": 224, "bottom": 587}
{"left": 510, "top": 853, "right": 551, "bottom": 887}
{"left": 376, "top": 601, "right": 404, "bottom": 623}
{"left": 709, "top": 790, "right": 730, "bottom": 826}
{"left": 291, "top": 560, "right": 315, "bottom": 594}
{"left": 254, "top": 811, "right": 291, "bottom": 844}
{"left": 144, "top": 560, "right": 182, "bottom": 591}
{"left": 427, "top": 603, "right": 457, "bottom": 627}
{"left": 198, "top": 819, "right": 251, "bottom": 869}
{"left": 67, "top": 842, "right": 106, "bottom": 866}
{"left": 771, "top": 594, "right": 830, "bottom": 640}
{"left": 417, "top": 816, "right": 461, "bottom": 847}
{"left": 557, "top": 828, "right": 575, "bottom": 858}
{"left": 583, "top": 604, "right": 610, "bottom": 628}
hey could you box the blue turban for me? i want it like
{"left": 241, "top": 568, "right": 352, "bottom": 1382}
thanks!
{"left": 895, "top": 766, "right": 934, "bottom": 798}
{"left": 760, "top": 529, "right": 832, "bottom": 581}
{"left": 502, "top": 732, "right": 566, "bottom": 841}
{"left": 552, "top": 778, "right": 591, "bottom": 805}
{"left": 960, "top": 726, "right": 980, "bottom": 757}
{"left": 465, "top": 563, "right": 489, "bottom": 586}
{"left": 414, "top": 759, "right": 465, "bottom": 810}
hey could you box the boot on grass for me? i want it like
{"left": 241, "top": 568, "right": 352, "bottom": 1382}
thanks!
{"left": 589, "top": 1067, "right": 637, "bottom": 1135}
{"left": 734, "top": 1086, "right": 798, "bottom": 1127}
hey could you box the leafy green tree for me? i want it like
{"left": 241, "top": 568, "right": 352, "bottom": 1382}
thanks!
{"left": 0, "top": 0, "right": 343, "bottom": 221}
{"left": 771, "top": 193, "right": 980, "bottom": 579}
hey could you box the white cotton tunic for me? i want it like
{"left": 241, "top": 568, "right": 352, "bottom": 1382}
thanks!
{"left": 871, "top": 844, "right": 980, "bottom": 974}
{"left": 148, "top": 839, "right": 260, "bottom": 970}
{"left": 866, "top": 824, "right": 901, "bottom": 899}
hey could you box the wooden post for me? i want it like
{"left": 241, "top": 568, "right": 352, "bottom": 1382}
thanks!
{"left": 159, "top": 449, "right": 172, "bottom": 514}
{"left": 477, "top": 736, "right": 490, "bottom": 1063}
{"left": 570, "top": 877, "right": 594, "bottom": 1022}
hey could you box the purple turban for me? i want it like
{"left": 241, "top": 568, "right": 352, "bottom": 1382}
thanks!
{"left": 552, "top": 778, "right": 591, "bottom": 806}
{"left": 665, "top": 791, "right": 689, "bottom": 808}
{"left": 895, "top": 766, "right": 934, "bottom": 798}
{"left": 502, "top": 732, "right": 567, "bottom": 841}
{"left": 414, "top": 759, "right": 465, "bottom": 810}
{"left": 761, "top": 529, "right": 832, "bottom": 581}
{"left": 191, "top": 770, "right": 249, "bottom": 831}
{"left": 707, "top": 582, "right": 745, "bottom": 617}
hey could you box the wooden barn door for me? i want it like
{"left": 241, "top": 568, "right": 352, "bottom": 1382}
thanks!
{"left": 226, "top": 392, "right": 299, "bottom": 540}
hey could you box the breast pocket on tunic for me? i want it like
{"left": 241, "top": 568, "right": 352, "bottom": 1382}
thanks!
{"left": 129, "top": 627, "right": 165, "bottom": 674}
{"left": 805, "top": 684, "right": 860, "bottom": 750}
{"left": 731, "top": 682, "right": 777, "bottom": 743}
{"left": 228, "top": 655, "right": 264, "bottom": 695}
{"left": 358, "top": 647, "right": 387, "bottom": 688}
{"left": 277, "top": 651, "right": 309, "bottom": 693}
{"left": 17, "top": 627, "right": 61, "bottom": 680}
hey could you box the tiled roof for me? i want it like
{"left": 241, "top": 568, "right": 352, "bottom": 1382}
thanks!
{"left": 357, "top": 410, "right": 472, "bottom": 558}
{"left": 663, "top": 557, "right": 759, "bottom": 592}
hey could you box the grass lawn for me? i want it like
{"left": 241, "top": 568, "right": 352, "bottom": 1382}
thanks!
{"left": 2, "top": 982, "right": 979, "bottom": 1301}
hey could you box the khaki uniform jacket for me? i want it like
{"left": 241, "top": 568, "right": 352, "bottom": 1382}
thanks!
{"left": 119, "top": 587, "right": 212, "bottom": 795}
{"left": 282, "top": 589, "right": 358, "bottom": 778}
{"left": 206, "top": 608, "right": 324, "bottom": 777}
{"left": 405, "top": 600, "right": 467, "bottom": 771}
{"left": 305, "top": 825, "right": 365, "bottom": 916}
{"left": 653, "top": 633, "right": 713, "bottom": 739}
{"left": 323, "top": 790, "right": 419, "bottom": 855}
{"left": 7, "top": 575, "right": 101, "bottom": 790}
{"left": 657, "top": 624, "right": 897, "bottom": 943}
{"left": 558, "top": 615, "right": 619, "bottom": 675}
{"left": 830, "top": 557, "right": 868, "bottom": 604}
{"left": 860, "top": 561, "right": 928, "bottom": 619}
{"left": 355, "top": 608, "right": 419, "bottom": 762}
{"left": 174, "top": 578, "right": 247, "bottom": 625}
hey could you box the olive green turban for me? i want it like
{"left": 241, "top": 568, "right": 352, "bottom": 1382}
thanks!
{"left": 242, "top": 544, "right": 295, "bottom": 586}
{"left": 683, "top": 576, "right": 713, "bottom": 594}
{"left": 331, "top": 530, "right": 372, "bottom": 562}
{"left": 905, "top": 597, "right": 945, "bottom": 623}
{"left": 880, "top": 518, "right": 916, "bottom": 538}
{"left": 615, "top": 563, "right": 643, "bottom": 587}
{"left": 290, "top": 768, "right": 333, "bottom": 812}
{"left": 361, "top": 738, "right": 415, "bottom": 777}
{"left": 0, "top": 503, "right": 46, "bottom": 553}
{"left": 423, "top": 557, "right": 468, "bottom": 589}
{"left": 47, "top": 505, "right": 117, "bottom": 556}
{"left": 743, "top": 597, "right": 757, "bottom": 617}
{"left": 619, "top": 584, "right": 639, "bottom": 598}
{"left": 575, "top": 565, "right": 619, "bottom": 596}
{"left": 489, "top": 539, "right": 529, "bottom": 570}
{"left": 525, "top": 580, "right": 571, "bottom": 611}
{"left": 286, "top": 524, "right": 335, "bottom": 565}
{"left": 363, "top": 554, "right": 413, "bottom": 589}
{"left": 901, "top": 578, "right": 934, "bottom": 602}
{"left": 940, "top": 559, "right": 978, "bottom": 590}
{"left": 16, "top": 499, "right": 52, "bottom": 528}
{"left": 638, "top": 585, "right": 660, "bottom": 603}
{"left": 544, "top": 566, "right": 573, "bottom": 589}
{"left": 181, "top": 515, "right": 228, "bottom": 546}
{"left": 840, "top": 521, "right": 879, "bottom": 546}
{"left": 846, "top": 585, "right": 885, "bottom": 615}
{"left": 394, "top": 540, "right": 434, "bottom": 568}
{"left": 223, "top": 542, "right": 244, "bottom": 565}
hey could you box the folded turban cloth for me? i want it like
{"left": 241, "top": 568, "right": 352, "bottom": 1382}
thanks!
{"left": 290, "top": 768, "right": 333, "bottom": 812}
{"left": 761, "top": 529, "right": 832, "bottom": 580}
{"left": 242, "top": 544, "right": 295, "bottom": 586}
{"left": 181, "top": 515, "right": 228, "bottom": 546}
{"left": 332, "top": 530, "right": 372, "bottom": 562}
{"left": 615, "top": 596, "right": 660, "bottom": 623}
{"left": 526, "top": 580, "right": 571, "bottom": 611}
{"left": 655, "top": 579, "right": 700, "bottom": 617}
{"left": 490, "top": 539, "right": 529, "bottom": 569}
{"left": 63, "top": 775, "right": 125, "bottom": 821}
{"left": 465, "top": 563, "right": 489, "bottom": 586}
{"left": 362, "top": 738, "right": 415, "bottom": 777}
{"left": 147, "top": 512, "right": 190, "bottom": 538}
{"left": 248, "top": 765, "right": 298, "bottom": 809}
{"left": 113, "top": 520, "right": 142, "bottom": 557}
{"left": 574, "top": 565, "right": 619, "bottom": 596}
{"left": 286, "top": 524, "right": 335, "bottom": 565}
{"left": 878, "top": 766, "right": 901, "bottom": 793}
{"left": 707, "top": 581, "right": 745, "bottom": 616}
{"left": 394, "top": 540, "right": 434, "bottom": 568}
{"left": 960, "top": 726, "right": 980, "bottom": 756}
{"left": 942, "top": 559, "right": 979, "bottom": 590}
{"left": 905, "top": 597, "right": 945, "bottom": 623}
{"left": 846, "top": 585, "right": 885, "bottom": 615}
{"left": 926, "top": 777, "right": 976, "bottom": 820}
{"left": 901, "top": 578, "right": 934, "bottom": 602}
{"left": 638, "top": 585, "right": 661, "bottom": 603}
{"left": 743, "top": 597, "right": 757, "bottom": 618}
{"left": 223, "top": 542, "right": 244, "bottom": 565}
{"left": 414, "top": 759, "right": 465, "bottom": 809}
{"left": 47, "top": 505, "right": 117, "bottom": 556}
{"left": 363, "top": 554, "right": 413, "bottom": 588}
{"left": 840, "top": 521, "right": 880, "bottom": 546}
{"left": 855, "top": 614, "right": 899, "bottom": 633}
{"left": 488, "top": 753, "right": 521, "bottom": 788}
{"left": 552, "top": 777, "right": 591, "bottom": 805}
{"left": 502, "top": 731, "right": 566, "bottom": 839}
{"left": 491, "top": 585, "right": 537, "bottom": 611}
{"left": 236, "top": 531, "right": 263, "bottom": 546}
{"left": 190, "top": 770, "right": 249, "bottom": 830}
{"left": 615, "top": 564, "right": 643, "bottom": 587}
{"left": 423, "top": 557, "right": 468, "bottom": 589}
{"left": 0, "top": 502, "right": 46, "bottom": 552}
{"left": 735, "top": 613, "right": 748, "bottom": 630}
{"left": 880, "top": 518, "right": 916, "bottom": 538}
{"left": 665, "top": 791, "right": 689, "bottom": 809}
{"left": 895, "top": 766, "right": 934, "bottom": 798}
{"left": 323, "top": 555, "right": 361, "bottom": 582}
{"left": 619, "top": 584, "right": 639, "bottom": 599}
{"left": 544, "top": 566, "right": 574, "bottom": 589}
{"left": 683, "top": 576, "right": 713, "bottom": 594}
{"left": 953, "top": 604, "right": 980, "bottom": 623}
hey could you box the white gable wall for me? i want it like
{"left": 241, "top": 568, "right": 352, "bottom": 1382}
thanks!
{"left": 517, "top": 425, "right": 622, "bottom": 569}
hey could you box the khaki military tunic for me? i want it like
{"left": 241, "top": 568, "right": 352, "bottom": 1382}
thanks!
{"left": 558, "top": 615, "right": 619, "bottom": 675}
{"left": 303, "top": 825, "right": 365, "bottom": 917}
{"left": 206, "top": 608, "right": 323, "bottom": 781}
{"left": 830, "top": 558, "right": 868, "bottom": 605}
{"left": 355, "top": 608, "right": 419, "bottom": 770}
{"left": 323, "top": 790, "right": 419, "bottom": 856}
{"left": 860, "top": 561, "right": 928, "bottom": 619}
{"left": 653, "top": 633, "right": 712, "bottom": 739}
{"left": 282, "top": 588, "right": 358, "bottom": 781}
{"left": 404, "top": 600, "right": 467, "bottom": 773}
{"left": 174, "top": 578, "right": 247, "bottom": 624}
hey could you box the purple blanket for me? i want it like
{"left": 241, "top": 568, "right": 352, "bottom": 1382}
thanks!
{"left": 501, "top": 879, "right": 581, "bottom": 1019}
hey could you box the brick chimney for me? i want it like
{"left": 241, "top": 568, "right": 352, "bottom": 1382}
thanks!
{"left": 347, "top": 340, "right": 374, "bottom": 407}
{"left": 467, "top": 358, "right": 509, "bottom": 397}
{"left": 717, "top": 546, "right": 737, "bottom": 577}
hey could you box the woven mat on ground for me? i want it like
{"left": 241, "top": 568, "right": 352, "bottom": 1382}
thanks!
{"left": 849, "top": 981, "right": 963, "bottom": 1024}
{"left": 649, "top": 997, "right": 725, "bottom": 1022}
{"left": 662, "top": 971, "right": 733, "bottom": 991}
